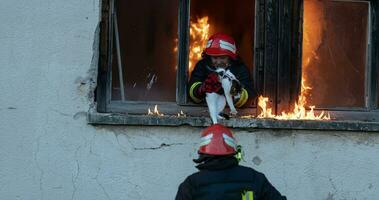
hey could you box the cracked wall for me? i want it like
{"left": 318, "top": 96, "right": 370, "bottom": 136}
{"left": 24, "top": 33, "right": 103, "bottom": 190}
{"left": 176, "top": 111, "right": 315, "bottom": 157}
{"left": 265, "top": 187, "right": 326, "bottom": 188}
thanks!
{"left": 1, "top": 0, "right": 379, "bottom": 200}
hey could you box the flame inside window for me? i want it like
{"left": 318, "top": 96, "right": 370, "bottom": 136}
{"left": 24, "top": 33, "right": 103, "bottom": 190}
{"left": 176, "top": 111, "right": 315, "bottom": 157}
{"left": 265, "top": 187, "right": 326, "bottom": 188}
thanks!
{"left": 173, "top": 16, "right": 211, "bottom": 73}
{"left": 257, "top": 0, "right": 332, "bottom": 120}
{"left": 188, "top": 17, "right": 211, "bottom": 73}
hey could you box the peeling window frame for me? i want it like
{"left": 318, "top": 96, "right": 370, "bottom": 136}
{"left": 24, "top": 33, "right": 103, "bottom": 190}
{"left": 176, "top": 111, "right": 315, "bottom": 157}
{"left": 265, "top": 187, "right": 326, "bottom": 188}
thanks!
{"left": 94, "top": 0, "right": 379, "bottom": 129}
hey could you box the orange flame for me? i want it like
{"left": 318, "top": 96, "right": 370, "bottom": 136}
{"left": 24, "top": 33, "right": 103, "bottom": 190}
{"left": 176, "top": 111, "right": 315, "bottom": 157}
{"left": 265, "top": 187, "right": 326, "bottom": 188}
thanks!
{"left": 177, "top": 110, "right": 186, "bottom": 117}
{"left": 257, "top": 1, "right": 330, "bottom": 120}
{"left": 173, "top": 17, "right": 210, "bottom": 73}
{"left": 189, "top": 17, "right": 211, "bottom": 73}
{"left": 147, "top": 105, "right": 164, "bottom": 116}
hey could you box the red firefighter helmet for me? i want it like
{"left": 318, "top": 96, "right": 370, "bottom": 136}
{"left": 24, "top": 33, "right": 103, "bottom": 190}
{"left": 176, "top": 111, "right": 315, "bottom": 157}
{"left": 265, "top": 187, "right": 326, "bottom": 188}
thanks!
{"left": 198, "top": 124, "right": 237, "bottom": 155}
{"left": 203, "top": 33, "right": 237, "bottom": 59}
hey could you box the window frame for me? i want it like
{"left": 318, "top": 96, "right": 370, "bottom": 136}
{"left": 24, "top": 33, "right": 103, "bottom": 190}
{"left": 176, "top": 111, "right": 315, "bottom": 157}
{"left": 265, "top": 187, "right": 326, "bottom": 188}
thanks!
{"left": 97, "top": 0, "right": 259, "bottom": 115}
{"left": 95, "top": 0, "right": 379, "bottom": 122}
{"left": 298, "top": 0, "right": 379, "bottom": 118}
{"left": 253, "top": 0, "right": 379, "bottom": 121}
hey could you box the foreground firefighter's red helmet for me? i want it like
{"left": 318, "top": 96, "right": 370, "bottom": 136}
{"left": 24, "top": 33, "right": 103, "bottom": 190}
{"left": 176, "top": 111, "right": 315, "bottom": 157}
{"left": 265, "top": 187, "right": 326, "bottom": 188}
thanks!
{"left": 198, "top": 124, "right": 237, "bottom": 155}
{"left": 203, "top": 33, "right": 238, "bottom": 59}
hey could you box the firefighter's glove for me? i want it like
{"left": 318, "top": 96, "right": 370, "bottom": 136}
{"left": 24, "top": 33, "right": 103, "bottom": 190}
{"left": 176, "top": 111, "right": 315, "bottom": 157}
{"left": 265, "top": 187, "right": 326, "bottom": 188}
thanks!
{"left": 197, "top": 73, "right": 222, "bottom": 96}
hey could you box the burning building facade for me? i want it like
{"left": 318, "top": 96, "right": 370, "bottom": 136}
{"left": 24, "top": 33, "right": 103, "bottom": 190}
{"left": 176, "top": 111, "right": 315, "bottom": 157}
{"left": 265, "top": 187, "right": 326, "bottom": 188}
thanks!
{"left": 2, "top": 0, "right": 379, "bottom": 200}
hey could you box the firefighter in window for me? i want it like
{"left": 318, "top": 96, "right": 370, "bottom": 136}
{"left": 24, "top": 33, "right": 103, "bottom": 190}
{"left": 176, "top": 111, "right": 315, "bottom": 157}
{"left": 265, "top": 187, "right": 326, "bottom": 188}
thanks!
{"left": 188, "top": 33, "right": 256, "bottom": 108}
{"left": 175, "top": 124, "right": 287, "bottom": 200}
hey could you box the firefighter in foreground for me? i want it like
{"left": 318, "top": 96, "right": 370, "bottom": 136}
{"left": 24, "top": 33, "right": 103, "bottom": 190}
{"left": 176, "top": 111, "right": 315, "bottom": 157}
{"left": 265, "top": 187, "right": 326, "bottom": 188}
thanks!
{"left": 175, "top": 124, "right": 287, "bottom": 200}
{"left": 188, "top": 33, "right": 256, "bottom": 108}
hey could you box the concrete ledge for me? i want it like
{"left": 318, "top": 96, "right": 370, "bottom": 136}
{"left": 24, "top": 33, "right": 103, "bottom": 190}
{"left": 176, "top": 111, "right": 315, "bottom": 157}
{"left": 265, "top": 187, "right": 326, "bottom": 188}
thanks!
{"left": 87, "top": 112, "right": 379, "bottom": 132}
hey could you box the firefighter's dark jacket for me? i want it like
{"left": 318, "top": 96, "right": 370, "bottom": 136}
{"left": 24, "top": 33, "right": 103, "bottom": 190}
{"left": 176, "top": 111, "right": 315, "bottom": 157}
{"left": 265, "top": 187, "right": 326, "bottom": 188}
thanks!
{"left": 175, "top": 156, "right": 287, "bottom": 200}
{"left": 188, "top": 58, "right": 257, "bottom": 108}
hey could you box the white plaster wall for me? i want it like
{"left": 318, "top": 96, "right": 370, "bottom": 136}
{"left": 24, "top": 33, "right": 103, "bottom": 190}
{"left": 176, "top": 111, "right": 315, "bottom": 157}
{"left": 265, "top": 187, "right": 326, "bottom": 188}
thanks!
{"left": 1, "top": 1, "right": 379, "bottom": 200}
